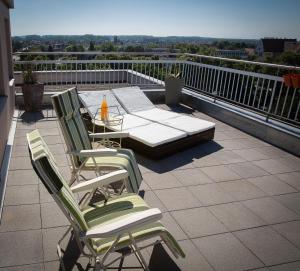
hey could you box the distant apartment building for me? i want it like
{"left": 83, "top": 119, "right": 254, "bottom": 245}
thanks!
{"left": 256, "top": 38, "right": 297, "bottom": 57}
{"left": 53, "top": 43, "right": 64, "bottom": 51}
{"left": 215, "top": 49, "right": 247, "bottom": 59}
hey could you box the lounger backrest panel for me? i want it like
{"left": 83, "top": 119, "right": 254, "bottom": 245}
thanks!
{"left": 112, "top": 87, "right": 155, "bottom": 113}
{"left": 27, "top": 130, "right": 89, "bottom": 231}
{"left": 52, "top": 89, "right": 92, "bottom": 166}
{"left": 79, "top": 90, "right": 127, "bottom": 118}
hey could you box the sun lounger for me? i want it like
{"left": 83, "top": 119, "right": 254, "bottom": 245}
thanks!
{"left": 79, "top": 87, "right": 215, "bottom": 158}
{"left": 112, "top": 86, "right": 216, "bottom": 136}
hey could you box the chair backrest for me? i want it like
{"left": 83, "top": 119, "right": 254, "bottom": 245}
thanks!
{"left": 51, "top": 88, "right": 92, "bottom": 167}
{"left": 27, "top": 129, "right": 89, "bottom": 231}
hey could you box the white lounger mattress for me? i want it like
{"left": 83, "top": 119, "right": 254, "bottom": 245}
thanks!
{"left": 125, "top": 123, "right": 187, "bottom": 147}
{"left": 79, "top": 91, "right": 187, "bottom": 147}
{"left": 112, "top": 87, "right": 215, "bottom": 135}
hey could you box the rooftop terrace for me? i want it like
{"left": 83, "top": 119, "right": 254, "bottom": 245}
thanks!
{"left": 1, "top": 104, "right": 300, "bottom": 271}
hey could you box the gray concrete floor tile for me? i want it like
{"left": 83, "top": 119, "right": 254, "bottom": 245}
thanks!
{"left": 276, "top": 156, "right": 300, "bottom": 172}
{"left": 235, "top": 226, "right": 300, "bottom": 266}
{"left": 192, "top": 153, "right": 222, "bottom": 168}
{"left": 253, "top": 159, "right": 295, "bottom": 174}
{"left": 212, "top": 150, "right": 245, "bottom": 164}
{"left": 193, "top": 232, "right": 264, "bottom": 271}
{"left": 154, "top": 187, "right": 201, "bottom": 211}
{"left": 140, "top": 190, "right": 167, "bottom": 212}
{"left": 16, "top": 122, "right": 36, "bottom": 130}
{"left": 171, "top": 168, "right": 213, "bottom": 186}
{"left": 51, "top": 154, "right": 69, "bottom": 166}
{"left": 188, "top": 183, "right": 235, "bottom": 206}
{"left": 38, "top": 128, "right": 60, "bottom": 136}
{"left": 9, "top": 156, "right": 32, "bottom": 170}
{"left": 14, "top": 136, "right": 29, "bottom": 146}
{"left": 161, "top": 212, "right": 188, "bottom": 241}
{"left": 273, "top": 221, "right": 300, "bottom": 249}
{"left": 0, "top": 263, "right": 44, "bottom": 271}
{"left": 248, "top": 175, "right": 297, "bottom": 196}
{"left": 4, "top": 185, "right": 39, "bottom": 206}
{"left": 39, "top": 184, "right": 54, "bottom": 203}
{"left": 275, "top": 193, "right": 300, "bottom": 215}
{"left": 228, "top": 162, "right": 269, "bottom": 178}
{"left": 269, "top": 261, "right": 300, "bottom": 271}
{"left": 172, "top": 207, "right": 228, "bottom": 238}
{"left": 36, "top": 120, "right": 58, "bottom": 129}
{"left": 243, "top": 197, "right": 300, "bottom": 224}
{"left": 0, "top": 204, "right": 41, "bottom": 232}
{"left": 232, "top": 148, "right": 270, "bottom": 161}
{"left": 209, "top": 202, "right": 266, "bottom": 231}
{"left": 41, "top": 202, "right": 69, "bottom": 228}
{"left": 277, "top": 172, "right": 300, "bottom": 191}
{"left": 201, "top": 165, "right": 241, "bottom": 182}
{"left": 155, "top": 239, "right": 214, "bottom": 271}
{"left": 216, "top": 139, "right": 249, "bottom": 150}
{"left": 7, "top": 170, "right": 38, "bottom": 186}
{"left": 12, "top": 145, "right": 30, "bottom": 157}
{"left": 47, "top": 143, "right": 67, "bottom": 155}
{"left": 143, "top": 172, "right": 182, "bottom": 190}
{"left": 219, "top": 179, "right": 266, "bottom": 201}
{"left": 255, "top": 146, "right": 290, "bottom": 159}
{"left": 44, "top": 257, "right": 100, "bottom": 271}
{"left": 42, "top": 135, "right": 63, "bottom": 145}
{"left": 42, "top": 226, "right": 80, "bottom": 262}
{"left": 0, "top": 230, "right": 43, "bottom": 267}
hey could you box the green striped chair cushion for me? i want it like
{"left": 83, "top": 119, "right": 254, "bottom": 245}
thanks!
{"left": 52, "top": 88, "right": 92, "bottom": 166}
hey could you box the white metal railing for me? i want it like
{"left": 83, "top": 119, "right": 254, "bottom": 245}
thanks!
{"left": 13, "top": 52, "right": 300, "bottom": 126}
{"left": 182, "top": 61, "right": 300, "bottom": 126}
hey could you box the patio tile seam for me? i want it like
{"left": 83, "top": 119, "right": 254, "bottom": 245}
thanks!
{"left": 189, "top": 233, "right": 266, "bottom": 270}
{"left": 233, "top": 229, "right": 300, "bottom": 268}
{"left": 145, "top": 187, "right": 300, "bottom": 209}
{"left": 0, "top": 261, "right": 45, "bottom": 270}
{"left": 4, "top": 201, "right": 40, "bottom": 207}
{"left": 263, "top": 260, "right": 300, "bottom": 270}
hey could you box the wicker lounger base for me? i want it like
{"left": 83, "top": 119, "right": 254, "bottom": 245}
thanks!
{"left": 83, "top": 113, "right": 215, "bottom": 159}
{"left": 121, "top": 128, "right": 215, "bottom": 159}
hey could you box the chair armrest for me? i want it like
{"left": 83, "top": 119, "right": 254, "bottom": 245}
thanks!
{"left": 83, "top": 208, "right": 162, "bottom": 239}
{"left": 67, "top": 148, "right": 117, "bottom": 157}
{"left": 71, "top": 169, "right": 128, "bottom": 193}
{"left": 89, "top": 132, "right": 129, "bottom": 139}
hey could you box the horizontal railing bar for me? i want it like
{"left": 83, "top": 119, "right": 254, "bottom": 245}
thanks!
{"left": 185, "top": 53, "right": 300, "bottom": 71}
{"left": 185, "top": 61, "right": 282, "bottom": 81}
{"left": 14, "top": 51, "right": 180, "bottom": 56}
{"left": 14, "top": 59, "right": 185, "bottom": 65}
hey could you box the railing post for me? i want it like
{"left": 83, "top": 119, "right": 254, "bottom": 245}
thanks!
{"left": 214, "top": 69, "right": 220, "bottom": 103}
{"left": 266, "top": 81, "right": 277, "bottom": 122}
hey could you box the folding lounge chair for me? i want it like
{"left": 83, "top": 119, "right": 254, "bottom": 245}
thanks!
{"left": 27, "top": 130, "right": 185, "bottom": 271}
{"left": 28, "top": 129, "right": 132, "bottom": 204}
{"left": 51, "top": 88, "right": 143, "bottom": 194}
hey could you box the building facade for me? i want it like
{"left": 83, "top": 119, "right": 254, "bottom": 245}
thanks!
{"left": 0, "top": 0, "right": 14, "bottom": 170}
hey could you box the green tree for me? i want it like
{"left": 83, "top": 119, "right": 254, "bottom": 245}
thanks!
{"left": 89, "top": 41, "right": 95, "bottom": 51}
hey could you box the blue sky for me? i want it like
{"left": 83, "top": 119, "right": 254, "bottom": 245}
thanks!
{"left": 11, "top": 0, "right": 300, "bottom": 39}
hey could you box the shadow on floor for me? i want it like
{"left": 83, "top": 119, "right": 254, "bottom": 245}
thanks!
{"left": 165, "top": 103, "right": 195, "bottom": 115}
{"left": 19, "top": 111, "right": 45, "bottom": 123}
{"left": 137, "top": 140, "right": 223, "bottom": 174}
{"left": 59, "top": 241, "right": 181, "bottom": 271}
{"left": 148, "top": 243, "right": 182, "bottom": 271}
